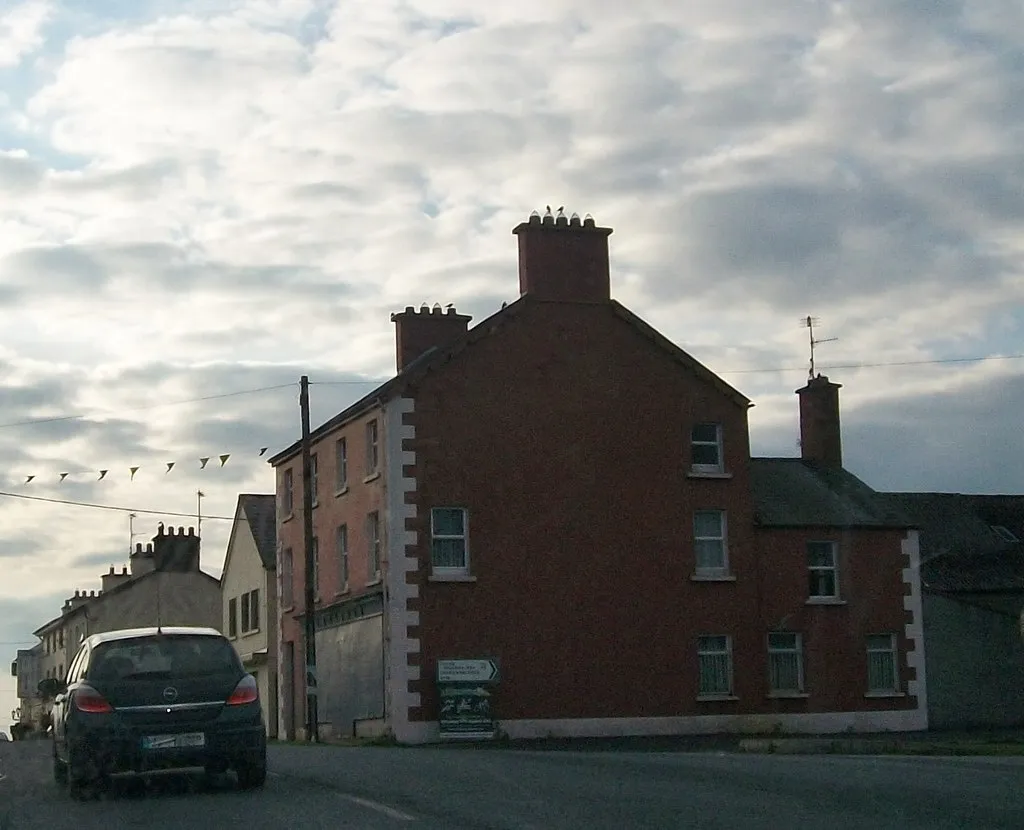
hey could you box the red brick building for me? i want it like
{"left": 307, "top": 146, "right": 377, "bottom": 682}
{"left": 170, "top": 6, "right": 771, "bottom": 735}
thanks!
{"left": 269, "top": 209, "right": 927, "bottom": 743}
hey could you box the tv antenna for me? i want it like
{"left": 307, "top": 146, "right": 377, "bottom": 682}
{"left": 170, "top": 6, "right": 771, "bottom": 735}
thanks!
{"left": 801, "top": 316, "right": 838, "bottom": 380}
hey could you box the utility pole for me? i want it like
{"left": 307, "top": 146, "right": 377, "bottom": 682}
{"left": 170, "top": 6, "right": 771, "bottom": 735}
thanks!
{"left": 299, "top": 375, "right": 319, "bottom": 743}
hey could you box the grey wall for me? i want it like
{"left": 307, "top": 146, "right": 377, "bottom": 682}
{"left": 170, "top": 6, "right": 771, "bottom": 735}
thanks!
{"left": 923, "top": 591, "right": 1024, "bottom": 729}
{"left": 315, "top": 613, "right": 385, "bottom": 740}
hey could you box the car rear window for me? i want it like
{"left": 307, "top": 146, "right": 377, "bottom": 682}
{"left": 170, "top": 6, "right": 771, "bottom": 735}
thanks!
{"left": 89, "top": 634, "right": 241, "bottom": 682}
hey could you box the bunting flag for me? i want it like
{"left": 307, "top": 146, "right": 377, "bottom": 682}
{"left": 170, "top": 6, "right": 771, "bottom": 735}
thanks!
{"left": 14, "top": 445, "right": 276, "bottom": 487}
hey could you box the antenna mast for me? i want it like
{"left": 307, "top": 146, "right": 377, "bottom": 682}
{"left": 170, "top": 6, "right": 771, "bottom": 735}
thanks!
{"left": 197, "top": 490, "right": 205, "bottom": 540}
{"left": 128, "top": 512, "right": 138, "bottom": 555}
{"left": 801, "top": 315, "right": 839, "bottom": 380}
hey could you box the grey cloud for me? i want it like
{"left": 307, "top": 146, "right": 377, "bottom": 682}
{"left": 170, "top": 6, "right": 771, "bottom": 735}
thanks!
{"left": 0, "top": 591, "right": 68, "bottom": 665}
{"left": 50, "top": 158, "right": 181, "bottom": 199}
{"left": 71, "top": 551, "right": 124, "bottom": 570}
{"left": 752, "top": 372, "right": 1024, "bottom": 495}
{"left": 0, "top": 152, "right": 44, "bottom": 191}
{"left": 0, "top": 536, "right": 43, "bottom": 560}
{"left": 2, "top": 244, "right": 107, "bottom": 291}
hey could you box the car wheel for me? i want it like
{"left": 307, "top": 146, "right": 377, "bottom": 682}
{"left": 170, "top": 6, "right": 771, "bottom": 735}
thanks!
{"left": 65, "top": 747, "right": 91, "bottom": 801}
{"left": 235, "top": 758, "right": 267, "bottom": 790}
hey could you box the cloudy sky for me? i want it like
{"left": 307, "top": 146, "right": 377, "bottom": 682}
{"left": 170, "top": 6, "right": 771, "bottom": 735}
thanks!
{"left": 2, "top": 0, "right": 1023, "bottom": 718}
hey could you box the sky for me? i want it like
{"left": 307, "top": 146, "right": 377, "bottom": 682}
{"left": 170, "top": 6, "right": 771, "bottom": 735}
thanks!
{"left": 1, "top": 0, "right": 1023, "bottom": 722}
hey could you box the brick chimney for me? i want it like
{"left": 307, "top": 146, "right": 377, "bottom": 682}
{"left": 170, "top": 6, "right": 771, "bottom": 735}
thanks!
{"left": 797, "top": 374, "right": 843, "bottom": 467}
{"left": 390, "top": 304, "right": 472, "bottom": 373}
{"left": 131, "top": 541, "right": 156, "bottom": 576}
{"left": 152, "top": 524, "right": 201, "bottom": 572}
{"left": 101, "top": 564, "right": 132, "bottom": 593}
{"left": 512, "top": 210, "right": 613, "bottom": 303}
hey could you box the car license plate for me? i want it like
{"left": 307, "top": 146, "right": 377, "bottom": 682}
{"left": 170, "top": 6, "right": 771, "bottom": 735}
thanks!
{"left": 142, "top": 732, "right": 205, "bottom": 750}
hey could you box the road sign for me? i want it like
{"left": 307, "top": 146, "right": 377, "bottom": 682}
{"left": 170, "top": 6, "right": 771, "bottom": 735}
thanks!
{"left": 437, "top": 659, "right": 499, "bottom": 684}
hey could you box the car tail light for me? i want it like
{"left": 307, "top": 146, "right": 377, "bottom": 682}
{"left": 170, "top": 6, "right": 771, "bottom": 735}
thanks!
{"left": 227, "top": 675, "right": 258, "bottom": 706}
{"left": 75, "top": 686, "right": 113, "bottom": 714}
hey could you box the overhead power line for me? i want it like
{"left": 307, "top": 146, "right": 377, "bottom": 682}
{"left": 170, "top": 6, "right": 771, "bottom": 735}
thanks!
{"left": 0, "top": 490, "right": 235, "bottom": 520}
{"left": 719, "top": 353, "right": 1024, "bottom": 375}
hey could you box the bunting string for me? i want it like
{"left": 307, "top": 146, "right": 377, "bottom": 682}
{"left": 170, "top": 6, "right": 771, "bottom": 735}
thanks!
{"left": 13, "top": 446, "right": 272, "bottom": 486}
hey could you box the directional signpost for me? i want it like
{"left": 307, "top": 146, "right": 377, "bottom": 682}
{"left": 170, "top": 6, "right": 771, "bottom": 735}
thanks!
{"left": 437, "top": 658, "right": 500, "bottom": 740}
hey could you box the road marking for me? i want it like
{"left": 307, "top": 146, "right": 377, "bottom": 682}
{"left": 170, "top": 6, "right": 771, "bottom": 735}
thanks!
{"left": 339, "top": 793, "right": 416, "bottom": 822}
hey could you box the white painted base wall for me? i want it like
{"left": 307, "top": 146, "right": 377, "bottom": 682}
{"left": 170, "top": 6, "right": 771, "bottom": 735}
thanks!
{"left": 392, "top": 708, "right": 928, "bottom": 745}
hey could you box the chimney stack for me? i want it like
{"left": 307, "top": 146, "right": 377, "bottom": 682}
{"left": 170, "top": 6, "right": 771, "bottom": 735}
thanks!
{"left": 797, "top": 374, "right": 843, "bottom": 468}
{"left": 390, "top": 304, "right": 472, "bottom": 373}
{"left": 512, "top": 209, "right": 613, "bottom": 303}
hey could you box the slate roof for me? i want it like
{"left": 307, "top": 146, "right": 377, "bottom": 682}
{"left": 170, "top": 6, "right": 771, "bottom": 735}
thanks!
{"left": 239, "top": 494, "right": 277, "bottom": 570}
{"left": 751, "top": 458, "right": 913, "bottom": 529}
{"left": 883, "top": 493, "right": 1024, "bottom": 593}
{"left": 268, "top": 296, "right": 751, "bottom": 466}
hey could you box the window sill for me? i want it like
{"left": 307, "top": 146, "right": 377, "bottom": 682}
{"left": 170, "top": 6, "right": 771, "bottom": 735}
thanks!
{"left": 865, "top": 691, "right": 906, "bottom": 699}
{"left": 697, "top": 694, "right": 739, "bottom": 702}
{"left": 335, "top": 587, "right": 350, "bottom": 598}
{"left": 805, "top": 597, "right": 846, "bottom": 606}
{"left": 687, "top": 470, "right": 733, "bottom": 480}
{"left": 240, "top": 628, "right": 261, "bottom": 636}
{"left": 429, "top": 573, "right": 477, "bottom": 583}
{"left": 691, "top": 573, "right": 737, "bottom": 582}
{"left": 363, "top": 472, "right": 381, "bottom": 484}
{"left": 311, "top": 500, "right": 319, "bottom": 510}
{"left": 767, "top": 692, "right": 810, "bottom": 699}
{"left": 281, "top": 513, "right": 294, "bottom": 524}
{"left": 366, "top": 577, "right": 382, "bottom": 587}
{"left": 334, "top": 486, "right": 349, "bottom": 498}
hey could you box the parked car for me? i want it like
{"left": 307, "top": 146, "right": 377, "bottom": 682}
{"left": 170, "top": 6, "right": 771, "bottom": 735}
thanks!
{"left": 40, "top": 626, "right": 266, "bottom": 799}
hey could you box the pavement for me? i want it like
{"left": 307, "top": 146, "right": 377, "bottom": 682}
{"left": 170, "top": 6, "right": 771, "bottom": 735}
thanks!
{"left": 3, "top": 736, "right": 1024, "bottom": 829}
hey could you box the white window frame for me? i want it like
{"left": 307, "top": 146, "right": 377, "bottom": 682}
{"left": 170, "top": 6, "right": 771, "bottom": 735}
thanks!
{"left": 807, "top": 540, "right": 839, "bottom": 599}
{"left": 430, "top": 507, "right": 470, "bottom": 575}
{"left": 247, "top": 588, "right": 259, "bottom": 632}
{"left": 767, "top": 631, "right": 805, "bottom": 695}
{"left": 310, "top": 452, "right": 319, "bottom": 507}
{"left": 282, "top": 468, "right": 294, "bottom": 516}
{"left": 697, "top": 635, "right": 734, "bottom": 698}
{"left": 691, "top": 423, "right": 724, "bottom": 473}
{"left": 866, "top": 633, "right": 900, "bottom": 695}
{"left": 335, "top": 437, "right": 348, "bottom": 493}
{"left": 366, "top": 420, "right": 379, "bottom": 476}
{"left": 693, "top": 509, "right": 728, "bottom": 577}
{"left": 367, "top": 511, "right": 381, "bottom": 581}
{"left": 336, "top": 523, "right": 349, "bottom": 591}
{"left": 282, "top": 547, "right": 294, "bottom": 607}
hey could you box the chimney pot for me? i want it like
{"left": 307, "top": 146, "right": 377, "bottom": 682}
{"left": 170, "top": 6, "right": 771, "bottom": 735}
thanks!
{"left": 108, "top": 566, "right": 114, "bottom": 574}
{"left": 796, "top": 374, "right": 843, "bottom": 468}
{"left": 512, "top": 211, "right": 613, "bottom": 302}
{"left": 122, "top": 566, "right": 128, "bottom": 574}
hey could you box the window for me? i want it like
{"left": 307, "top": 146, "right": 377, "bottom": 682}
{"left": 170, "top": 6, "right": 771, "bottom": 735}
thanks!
{"left": 282, "top": 548, "right": 294, "bottom": 606}
{"left": 691, "top": 423, "right": 723, "bottom": 472}
{"left": 337, "top": 524, "right": 349, "bottom": 590}
{"left": 310, "top": 453, "right": 319, "bottom": 507}
{"left": 431, "top": 507, "right": 469, "bottom": 572}
{"left": 693, "top": 510, "right": 727, "bottom": 575}
{"left": 807, "top": 541, "right": 839, "bottom": 598}
{"left": 228, "top": 597, "right": 238, "bottom": 638}
{"left": 243, "top": 589, "right": 260, "bottom": 632}
{"left": 282, "top": 468, "right": 294, "bottom": 516}
{"left": 366, "top": 419, "right": 379, "bottom": 475}
{"left": 697, "top": 635, "right": 733, "bottom": 697}
{"left": 767, "top": 632, "right": 804, "bottom": 694}
{"left": 335, "top": 437, "right": 348, "bottom": 492}
{"left": 312, "top": 535, "right": 320, "bottom": 595}
{"left": 866, "top": 634, "right": 899, "bottom": 694}
{"left": 367, "top": 511, "right": 381, "bottom": 580}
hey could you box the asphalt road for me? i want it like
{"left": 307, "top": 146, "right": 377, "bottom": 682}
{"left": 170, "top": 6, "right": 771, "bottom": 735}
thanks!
{"left": 2, "top": 739, "right": 1023, "bottom": 829}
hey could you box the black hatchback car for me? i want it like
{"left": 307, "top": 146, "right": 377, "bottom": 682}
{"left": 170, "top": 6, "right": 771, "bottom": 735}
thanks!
{"left": 41, "top": 626, "right": 266, "bottom": 798}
